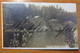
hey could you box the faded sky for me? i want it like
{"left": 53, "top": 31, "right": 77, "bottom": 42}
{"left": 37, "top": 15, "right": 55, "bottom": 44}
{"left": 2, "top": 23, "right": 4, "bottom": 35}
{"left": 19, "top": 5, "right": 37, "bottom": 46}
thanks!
{"left": 25, "top": 3, "right": 76, "bottom": 12}
{"left": 2, "top": 2, "right": 76, "bottom": 12}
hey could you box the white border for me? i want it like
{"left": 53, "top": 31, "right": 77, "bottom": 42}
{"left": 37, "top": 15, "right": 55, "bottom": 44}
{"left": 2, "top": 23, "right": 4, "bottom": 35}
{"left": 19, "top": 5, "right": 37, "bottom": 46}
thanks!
{"left": 1, "top": 2, "right": 78, "bottom": 49}
{"left": 2, "top": 47, "right": 78, "bottom": 50}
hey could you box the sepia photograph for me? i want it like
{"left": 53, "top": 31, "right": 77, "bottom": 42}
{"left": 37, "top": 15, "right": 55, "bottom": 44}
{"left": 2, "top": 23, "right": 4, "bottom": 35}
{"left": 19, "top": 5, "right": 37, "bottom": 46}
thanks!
{"left": 2, "top": 2, "right": 78, "bottom": 49}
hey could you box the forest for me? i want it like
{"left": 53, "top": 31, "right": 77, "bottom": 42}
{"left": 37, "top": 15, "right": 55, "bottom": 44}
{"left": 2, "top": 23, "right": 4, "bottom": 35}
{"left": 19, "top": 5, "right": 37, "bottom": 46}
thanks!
{"left": 3, "top": 4, "right": 77, "bottom": 30}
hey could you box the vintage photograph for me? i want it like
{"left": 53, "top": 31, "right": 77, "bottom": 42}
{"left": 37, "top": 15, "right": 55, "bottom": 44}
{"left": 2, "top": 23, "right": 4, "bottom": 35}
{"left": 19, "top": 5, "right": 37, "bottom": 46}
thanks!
{"left": 2, "top": 2, "right": 78, "bottom": 49}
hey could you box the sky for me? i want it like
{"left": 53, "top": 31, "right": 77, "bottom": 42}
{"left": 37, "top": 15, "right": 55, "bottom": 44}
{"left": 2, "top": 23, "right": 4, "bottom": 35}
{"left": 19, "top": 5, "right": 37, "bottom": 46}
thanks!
{"left": 25, "top": 2, "right": 76, "bottom": 12}
{"left": 2, "top": 2, "right": 76, "bottom": 12}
